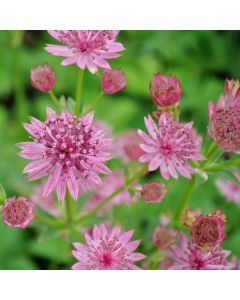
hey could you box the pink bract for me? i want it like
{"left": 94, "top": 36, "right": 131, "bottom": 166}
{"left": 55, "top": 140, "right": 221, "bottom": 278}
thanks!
{"left": 141, "top": 181, "right": 167, "bottom": 203}
{"left": 170, "top": 232, "right": 232, "bottom": 270}
{"left": 150, "top": 73, "right": 182, "bottom": 107}
{"left": 1, "top": 196, "right": 35, "bottom": 228}
{"left": 101, "top": 69, "right": 127, "bottom": 94}
{"left": 138, "top": 113, "right": 204, "bottom": 180}
{"left": 72, "top": 223, "right": 145, "bottom": 270}
{"left": 30, "top": 64, "right": 55, "bottom": 92}
{"left": 45, "top": 30, "right": 125, "bottom": 73}
{"left": 18, "top": 108, "right": 113, "bottom": 202}
{"left": 83, "top": 169, "right": 139, "bottom": 215}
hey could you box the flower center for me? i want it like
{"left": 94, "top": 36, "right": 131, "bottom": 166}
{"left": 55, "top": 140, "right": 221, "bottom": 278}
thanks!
{"left": 191, "top": 218, "right": 219, "bottom": 247}
{"left": 100, "top": 252, "right": 114, "bottom": 268}
{"left": 5, "top": 200, "right": 29, "bottom": 225}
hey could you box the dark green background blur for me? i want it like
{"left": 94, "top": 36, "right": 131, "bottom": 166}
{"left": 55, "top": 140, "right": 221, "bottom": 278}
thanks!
{"left": 0, "top": 31, "right": 240, "bottom": 269}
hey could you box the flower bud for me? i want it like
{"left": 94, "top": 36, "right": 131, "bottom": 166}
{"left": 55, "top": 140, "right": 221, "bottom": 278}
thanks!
{"left": 1, "top": 196, "right": 35, "bottom": 228}
{"left": 181, "top": 209, "right": 199, "bottom": 227}
{"left": 150, "top": 73, "right": 182, "bottom": 107}
{"left": 152, "top": 226, "right": 176, "bottom": 249}
{"left": 101, "top": 69, "right": 126, "bottom": 94}
{"left": 141, "top": 181, "right": 167, "bottom": 203}
{"left": 31, "top": 64, "right": 55, "bottom": 92}
{"left": 190, "top": 210, "right": 226, "bottom": 249}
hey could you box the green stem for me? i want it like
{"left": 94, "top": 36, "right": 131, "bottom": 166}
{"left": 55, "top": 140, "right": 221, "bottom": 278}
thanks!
{"left": 35, "top": 211, "right": 63, "bottom": 228}
{"left": 75, "top": 69, "right": 84, "bottom": 115}
{"left": 174, "top": 175, "right": 196, "bottom": 221}
{"left": 65, "top": 192, "right": 75, "bottom": 224}
{"left": 75, "top": 166, "right": 147, "bottom": 225}
{"left": 84, "top": 91, "right": 104, "bottom": 115}
{"left": 48, "top": 91, "right": 61, "bottom": 109}
{"left": 200, "top": 141, "right": 220, "bottom": 168}
{"left": 204, "top": 158, "right": 240, "bottom": 172}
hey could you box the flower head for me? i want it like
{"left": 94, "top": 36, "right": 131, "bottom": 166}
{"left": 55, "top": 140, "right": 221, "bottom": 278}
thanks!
{"left": 72, "top": 223, "right": 145, "bottom": 270}
{"left": 101, "top": 69, "right": 126, "bottom": 94}
{"left": 83, "top": 170, "right": 139, "bottom": 215}
{"left": 141, "top": 181, "right": 167, "bottom": 203}
{"left": 170, "top": 233, "right": 232, "bottom": 270}
{"left": 138, "top": 113, "right": 203, "bottom": 180}
{"left": 1, "top": 197, "right": 35, "bottom": 228}
{"left": 30, "top": 64, "right": 55, "bottom": 92}
{"left": 216, "top": 172, "right": 240, "bottom": 204}
{"left": 208, "top": 79, "right": 240, "bottom": 153}
{"left": 18, "top": 108, "right": 113, "bottom": 202}
{"left": 150, "top": 73, "right": 182, "bottom": 107}
{"left": 116, "top": 129, "right": 145, "bottom": 162}
{"left": 152, "top": 226, "right": 176, "bottom": 249}
{"left": 190, "top": 211, "right": 226, "bottom": 249}
{"left": 46, "top": 30, "right": 124, "bottom": 73}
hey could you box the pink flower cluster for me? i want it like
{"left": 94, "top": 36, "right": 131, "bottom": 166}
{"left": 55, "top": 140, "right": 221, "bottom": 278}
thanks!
{"left": 72, "top": 223, "right": 145, "bottom": 270}
{"left": 138, "top": 113, "right": 203, "bottom": 180}
{"left": 18, "top": 108, "right": 113, "bottom": 202}
{"left": 46, "top": 30, "right": 124, "bottom": 73}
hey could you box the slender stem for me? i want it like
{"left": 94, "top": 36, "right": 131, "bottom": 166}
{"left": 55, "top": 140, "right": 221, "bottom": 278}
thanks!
{"left": 48, "top": 90, "right": 61, "bottom": 108}
{"left": 75, "top": 69, "right": 84, "bottom": 115}
{"left": 174, "top": 175, "right": 196, "bottom": 221}
{"left": 84, "top": 91, "right": 104, "bottom": 115}
{"left": 75, "top": 166, "right": 147, "bottom": 225}
{"left": 35, "top": 211, "right": 63, "bottom": 228}
{"left": 204, "top": 158, "right": 240, "bottom": 172}
{"left": 65, "top": 192, "right": 75, "bottom": 223}
{"left": 200, "top": 141, "right": 220, "bottom": 168}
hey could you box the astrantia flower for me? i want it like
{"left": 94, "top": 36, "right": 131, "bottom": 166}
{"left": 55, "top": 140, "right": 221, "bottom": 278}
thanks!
{"left": 72, "top": 223, "right": 146, "bottom": 270}
{"left": 141, "top": 181, "right": 167, "bottom": 203}
{"left": 170, "top": 233, "right": 232, "bottom": 270}
{"left": 46, "top": 30, "right": 125, "bottom": 73}
{"left": 208, "top": 79, "right": 240, "bottom": 153}
{"left": 101, "top": 69, "right": 127, "bottom": 94}
{"left": 1, "top": 197, "right": 35, "bottom": 228}
{"left": 150, "top": 73, "right": 182, "bottom": 107}
{"left": 116, "top": 129, "right": 145, "bottom": 162}
{"left": 138, "top": 113, "right": 203, "bottom": 180}
{"left": 83, "top": 170, "right": 139, "bottom": 215}
{"left": 18, "top": 108, "right": 113, "bottom": 202}
{"left": 30, "top": 64, "right": 55, "bottom": 92}
{"left": 191, "top": 211, "right": 226, "bottom": 249}
{"left": 152, "top": 226, "right": 176, "bottom": 249}
{"left": 32, "top": 184, "right": 61, "bottom": 217}
{"left": 216, "top": 172, "right": 240, "bottom": 204}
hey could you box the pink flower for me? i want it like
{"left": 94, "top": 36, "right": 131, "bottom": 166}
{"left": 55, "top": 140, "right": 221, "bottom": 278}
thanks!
{"left": 190, "top": 211, "right": 226, "bottom": 249}
{"left": 150, "top": 73, "right": 182, "bottom": 107}
{"left": 30, "top": 64, "right": 55, "bottom": 92}
{"left": 1, "top": 196, "right": 35, "bottom": 228}
{"left": 45, "top": 31, "right": 125, "bottom": 74}
{"left": 116, "top": 129, "right": 145, "bottom": 162}
{"left": 170, "top": 233, "right": 232, "bottom": 270}
{"left": 141, "top": 181, "right": 167, "bottom": 203}
{"left": 152, "top": 226, "right": 176, "bottom": 249}
{"left": 72, "top": 223, "right": 146, "bottom": 270}
{"left": 138, "top": 113, "right": 203, "bottom": 180}
{"left": 216, "top": 172, "right": 240, "bottom": 204}
{"left": 101, "top": 69, "right": 127, "bottom": 94}
{"left": 18, "top": 108, "right": 113, "bottom": 202}
{"left": 208, "top": 80, "right": 240, "bottom": 153}
{"left": 83, "top": 170, "right": 139, "bottom": 215}
{"left": 32, "top": 184, "right": 61, "bottom": 217}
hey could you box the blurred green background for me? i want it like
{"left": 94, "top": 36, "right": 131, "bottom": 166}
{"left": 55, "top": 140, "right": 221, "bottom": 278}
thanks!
{"left": 0, "top": 30, "right": 240, "bottom": 269}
